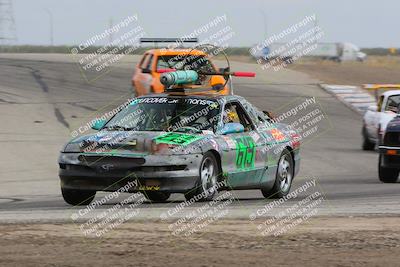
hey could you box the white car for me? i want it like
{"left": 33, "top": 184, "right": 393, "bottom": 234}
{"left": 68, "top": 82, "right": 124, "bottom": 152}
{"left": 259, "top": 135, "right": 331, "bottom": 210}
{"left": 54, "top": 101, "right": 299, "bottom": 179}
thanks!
{"left": 362, "top": 90, "right": 400, "bottom": 150}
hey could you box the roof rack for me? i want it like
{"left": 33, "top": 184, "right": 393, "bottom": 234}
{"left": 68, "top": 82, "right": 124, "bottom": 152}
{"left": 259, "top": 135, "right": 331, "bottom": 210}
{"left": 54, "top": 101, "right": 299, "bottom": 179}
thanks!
{"left": 140, "top": 38, "right": 198, "bottom": 43}
{"left": 140, "top": 38, "right": 198, "bottom": 49}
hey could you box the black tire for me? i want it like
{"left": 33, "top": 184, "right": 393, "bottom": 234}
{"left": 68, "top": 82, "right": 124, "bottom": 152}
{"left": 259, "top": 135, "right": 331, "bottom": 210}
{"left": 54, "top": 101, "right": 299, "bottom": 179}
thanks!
{"left": 378, "top": 155, "right": 399, "bottom": 183}
{"left": 184, "top": 152, "right": 219, "bottom": 202}
{"left": 61, "top": 187, "right": 96, "bottom": 206}
{"left": 144, "top": 191, "right": 171, "bottom": 202}
{"left": 362, "top": 126, "right": 375, "bottom": 150}
{"left": 261, "top": 149, "right": 294, "bottom": 199}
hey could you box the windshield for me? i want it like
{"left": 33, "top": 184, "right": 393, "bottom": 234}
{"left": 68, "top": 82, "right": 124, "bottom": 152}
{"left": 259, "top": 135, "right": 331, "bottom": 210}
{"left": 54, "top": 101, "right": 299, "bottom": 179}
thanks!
{"left": 104, "top": 97, "right": 221, "bottom": 132}
{"left": 157, "top": 55, "right": 215, "bottom": 73}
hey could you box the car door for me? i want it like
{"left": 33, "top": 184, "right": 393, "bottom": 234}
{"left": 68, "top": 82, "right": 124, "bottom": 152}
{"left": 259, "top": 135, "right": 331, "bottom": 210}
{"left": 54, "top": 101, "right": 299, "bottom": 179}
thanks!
{"left": 220, "top": 101, "right": 266, "bottom": 188}
{"left": 133, "top": 54, "right": 154, "bottom": 96}
{"left": 256, "top": 116, "right": 291, "bottom": 187}
{"left": 366, "top": 95, "right": 383, "bottom": 140}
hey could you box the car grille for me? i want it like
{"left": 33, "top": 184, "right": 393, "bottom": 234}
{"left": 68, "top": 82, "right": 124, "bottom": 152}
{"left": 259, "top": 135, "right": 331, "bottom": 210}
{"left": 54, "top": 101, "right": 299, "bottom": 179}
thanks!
{"left": 61, "top": 164, "right": 187, "bottom": 173}
{"left": 78, "top": 155, "right": 145, "bottom": 167}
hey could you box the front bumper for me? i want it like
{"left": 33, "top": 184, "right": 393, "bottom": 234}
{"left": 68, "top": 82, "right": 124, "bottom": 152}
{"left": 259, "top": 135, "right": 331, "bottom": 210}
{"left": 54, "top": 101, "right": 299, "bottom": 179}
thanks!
{"left": 58, "top": 152, "right": 202, "bottom": 193}
{"left": 379, "top": 146, "right": 400, "bottom": 168}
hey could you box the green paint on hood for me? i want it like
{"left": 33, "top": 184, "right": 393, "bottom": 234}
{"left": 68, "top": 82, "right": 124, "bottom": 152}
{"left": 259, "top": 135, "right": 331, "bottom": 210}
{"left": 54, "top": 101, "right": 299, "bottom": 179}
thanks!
{"left": 154, "top": 132, "right": 203, "bottom": 146}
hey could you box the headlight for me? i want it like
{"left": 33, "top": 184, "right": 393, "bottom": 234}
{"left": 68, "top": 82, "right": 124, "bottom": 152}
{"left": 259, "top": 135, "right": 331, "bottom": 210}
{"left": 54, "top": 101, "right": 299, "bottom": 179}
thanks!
{"left": 151, "top": 141, "right": 177, "bottom": 154}
{"left": 64, "top": 142, "right": 81, "bottom": 152}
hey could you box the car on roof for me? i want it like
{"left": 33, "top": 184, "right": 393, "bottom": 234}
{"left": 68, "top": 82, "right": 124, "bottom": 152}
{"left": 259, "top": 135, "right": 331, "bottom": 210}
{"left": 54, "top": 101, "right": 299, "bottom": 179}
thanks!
{"left": 58, "top": 92, "right": 300, "bottom": 205}
{"left": 378, "top": 115, "right": 400, "bottom": 183}
{"left": 362, "top": 85, "right": 400, "bottom": 150}
{"left": 131, "top": 48, "right": 229, "bottom": 96}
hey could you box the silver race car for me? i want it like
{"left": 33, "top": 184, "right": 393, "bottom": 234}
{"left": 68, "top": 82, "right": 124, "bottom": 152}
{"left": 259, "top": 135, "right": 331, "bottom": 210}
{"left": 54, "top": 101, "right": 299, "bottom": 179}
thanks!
{"left": 59, "top": 69, "right": 300, "bottom": 205}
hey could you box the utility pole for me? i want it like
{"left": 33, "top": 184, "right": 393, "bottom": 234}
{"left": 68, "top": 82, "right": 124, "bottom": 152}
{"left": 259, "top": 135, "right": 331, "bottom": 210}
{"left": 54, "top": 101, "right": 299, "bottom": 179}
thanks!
{"left": 314, "top": 15, "right": 319, "bottom": 44}
{"left": 0, "top": 0, "right": 17, "bottom": 45}
{"left": 44, "top": 9, "right": 54, "bottom": 46}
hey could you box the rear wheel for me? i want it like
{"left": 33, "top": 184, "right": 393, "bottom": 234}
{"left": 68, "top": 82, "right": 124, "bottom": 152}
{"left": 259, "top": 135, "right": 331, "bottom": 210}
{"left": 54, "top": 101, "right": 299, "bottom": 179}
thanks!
{"left": 261, "top": 149, "right": 294, "bottom": 199}
{"left": 61, "top": 187, "right": 96, "bottom": 206}
{"left": 144, "top": 191, "right": 171, "bottom": 202}
{"left": 378, "top": 155, "right": 399, "bottom": 183}
{"left": 362, "top": 126, "right": 375, "bottom": 150}
{"left": 184, "top": 152, "right": 218, "bottom": 202}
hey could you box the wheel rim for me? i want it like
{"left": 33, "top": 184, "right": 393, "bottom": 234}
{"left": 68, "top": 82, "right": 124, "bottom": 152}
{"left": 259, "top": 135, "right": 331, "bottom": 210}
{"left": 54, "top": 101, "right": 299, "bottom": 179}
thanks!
{"left": 200, "top": 157, "right": 217, "bottom": 196}
{"left": 278, "top": 155, "right": 292, "bottom": 192}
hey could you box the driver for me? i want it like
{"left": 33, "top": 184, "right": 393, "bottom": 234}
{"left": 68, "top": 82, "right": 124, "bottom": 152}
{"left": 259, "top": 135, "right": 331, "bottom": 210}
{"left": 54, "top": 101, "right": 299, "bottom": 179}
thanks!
{"left": 223, "top": 109, "right": 239, "bottom": 124}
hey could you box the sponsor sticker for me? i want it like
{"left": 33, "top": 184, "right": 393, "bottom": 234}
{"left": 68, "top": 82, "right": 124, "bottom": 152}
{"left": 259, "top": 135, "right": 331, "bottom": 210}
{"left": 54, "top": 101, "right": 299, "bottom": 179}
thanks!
{"left": 223, "top": 136, "right": 236, "bottom": 149}
{"left": 270, "top": 128, "right": 286, "bottom": 142}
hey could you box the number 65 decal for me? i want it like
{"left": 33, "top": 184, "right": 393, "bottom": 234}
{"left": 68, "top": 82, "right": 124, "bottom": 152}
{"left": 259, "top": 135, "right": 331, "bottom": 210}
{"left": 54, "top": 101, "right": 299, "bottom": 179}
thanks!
{"left": 235, "top": 136, "right": 256, "bottom": 169}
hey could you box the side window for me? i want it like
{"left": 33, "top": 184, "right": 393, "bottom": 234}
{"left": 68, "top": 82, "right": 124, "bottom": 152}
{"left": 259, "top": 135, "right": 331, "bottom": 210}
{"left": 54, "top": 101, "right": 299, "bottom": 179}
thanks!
{"left": 223, "top": 102, "right": 254, "bottom": 132}
{"left": 377, "top": 95, "right": 384, "bottom": 111}
{"left": 139, "top": 54, "right": 149, "bottom": 69}
{"left": 240, "top": 100, "right": 260, "bottom": 125}
{"left": 145, "top": 55, "right": 154, "bottom": 71}
{"left": 258, "top": 112, "right": 266, "bottom": 122}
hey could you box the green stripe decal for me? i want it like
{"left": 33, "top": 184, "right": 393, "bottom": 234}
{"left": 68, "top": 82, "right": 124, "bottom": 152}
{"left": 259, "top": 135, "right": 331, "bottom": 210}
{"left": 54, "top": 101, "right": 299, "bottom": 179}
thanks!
{"left": 154, "top": 132, "right": 203, "bottom": 146}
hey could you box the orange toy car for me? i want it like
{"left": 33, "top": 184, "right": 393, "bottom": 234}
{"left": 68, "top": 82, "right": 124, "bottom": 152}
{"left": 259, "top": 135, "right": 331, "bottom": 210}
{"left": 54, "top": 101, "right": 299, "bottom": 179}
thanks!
{"left": 131, "top": 48, "right": 229, "bottom": 96}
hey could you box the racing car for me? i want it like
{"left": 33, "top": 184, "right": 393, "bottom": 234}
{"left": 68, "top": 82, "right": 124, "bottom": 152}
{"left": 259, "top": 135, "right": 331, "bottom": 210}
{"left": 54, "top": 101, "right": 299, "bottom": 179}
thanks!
{"left": 131, "top": 38, "right": 229, "bottom": 96}
{"left": 378, "top": 115, "right": 400, "bottom": 183}
{"left": 59, "top": 69, "right": 300, "bottom": 206}
{"left": 362, "top": 84, "right": 400, "bottom": 150}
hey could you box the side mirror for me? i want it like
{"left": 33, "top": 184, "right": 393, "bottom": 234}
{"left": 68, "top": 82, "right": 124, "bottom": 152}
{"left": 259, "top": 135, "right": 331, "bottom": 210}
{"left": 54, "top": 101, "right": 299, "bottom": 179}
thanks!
{"left": 141, "top": 68, "right": 151, "bottom": 74}
{"left": 91, "top": 119, "right": 107, "bottom": 131}
{"left": 368, "top": 105, "right": 377, "bottom": 112}
{"left": 220, "top": 123, "right": 245, "bottom": 135}
{"left": 263, "top": 110, "right": 275, "bottom": 119}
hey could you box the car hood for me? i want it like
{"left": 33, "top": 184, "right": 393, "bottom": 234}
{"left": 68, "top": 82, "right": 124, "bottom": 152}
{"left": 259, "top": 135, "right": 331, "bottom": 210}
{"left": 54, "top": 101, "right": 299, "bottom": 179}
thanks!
{"left": 386, "top": 116, "right": 400, "bottom": 132}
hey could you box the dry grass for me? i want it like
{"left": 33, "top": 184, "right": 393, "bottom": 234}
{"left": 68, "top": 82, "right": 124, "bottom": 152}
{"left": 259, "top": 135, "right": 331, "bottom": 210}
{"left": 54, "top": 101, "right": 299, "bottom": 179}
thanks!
{"left": 289, "top": 56, "right": 400, "bottom": 85}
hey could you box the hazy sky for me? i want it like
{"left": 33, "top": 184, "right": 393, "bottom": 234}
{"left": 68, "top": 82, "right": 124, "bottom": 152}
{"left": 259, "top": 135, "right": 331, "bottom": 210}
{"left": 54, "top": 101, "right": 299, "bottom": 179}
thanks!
{"left": 12, "top": 0, "right": 399, "bottom": 48}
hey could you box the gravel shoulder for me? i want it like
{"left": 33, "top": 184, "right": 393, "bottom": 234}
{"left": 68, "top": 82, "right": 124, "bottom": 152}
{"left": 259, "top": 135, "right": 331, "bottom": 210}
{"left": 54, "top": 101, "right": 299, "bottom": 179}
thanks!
{"left": 1, "top": 216, "right": 399, "bottom": 267}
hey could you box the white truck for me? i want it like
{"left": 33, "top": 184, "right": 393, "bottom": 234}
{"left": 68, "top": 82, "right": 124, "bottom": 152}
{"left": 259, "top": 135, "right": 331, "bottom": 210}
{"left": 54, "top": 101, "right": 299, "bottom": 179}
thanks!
{"left": 254, "top": 42, "right": 366, "bottom": 62}
{"left": 362, "top": 88, "right": 400, "bottom": 150}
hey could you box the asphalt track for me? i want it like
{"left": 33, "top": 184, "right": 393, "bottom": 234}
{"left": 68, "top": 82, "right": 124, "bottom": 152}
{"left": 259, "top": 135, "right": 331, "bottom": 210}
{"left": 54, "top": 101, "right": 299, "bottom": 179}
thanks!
{"left": 0, "top": 54, "right": 398, "bottom": 223}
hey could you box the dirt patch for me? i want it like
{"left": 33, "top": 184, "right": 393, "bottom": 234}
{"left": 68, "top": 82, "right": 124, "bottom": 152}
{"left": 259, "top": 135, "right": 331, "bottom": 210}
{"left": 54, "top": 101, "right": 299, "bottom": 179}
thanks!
{"left": 289, "top": 56, "right": 400, "bottom": 86}
{"left": 0, "top": 216, "right": 399, "bottom": 267}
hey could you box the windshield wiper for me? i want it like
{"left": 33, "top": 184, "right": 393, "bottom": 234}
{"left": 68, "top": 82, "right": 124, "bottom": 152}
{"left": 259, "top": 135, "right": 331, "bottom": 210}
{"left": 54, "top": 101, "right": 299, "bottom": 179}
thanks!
{"left": 104, "top": 125, "right": 134, "bottom": 131}
{"left": 172, "top": 126, "right": 202, "bottom": 134}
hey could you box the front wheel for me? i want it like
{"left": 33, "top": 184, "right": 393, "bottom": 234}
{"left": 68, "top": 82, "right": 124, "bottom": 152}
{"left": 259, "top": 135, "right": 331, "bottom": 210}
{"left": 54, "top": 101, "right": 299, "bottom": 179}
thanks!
{"left": 379, "top": 155, "right": 399, "bottom": 183}
{"left": 261, "top": 149, "right": 294, "bottom": 199}
{"left": 61, "top": 187, "right": 96, "bottom": 206}
{"left": 185, "top": 152, "right": 219, "bottom": 202}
